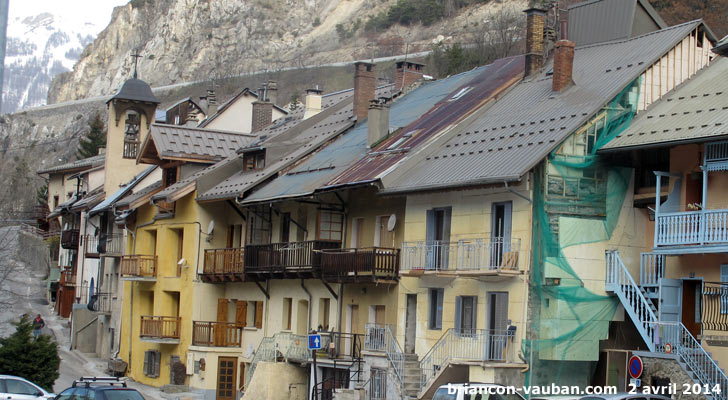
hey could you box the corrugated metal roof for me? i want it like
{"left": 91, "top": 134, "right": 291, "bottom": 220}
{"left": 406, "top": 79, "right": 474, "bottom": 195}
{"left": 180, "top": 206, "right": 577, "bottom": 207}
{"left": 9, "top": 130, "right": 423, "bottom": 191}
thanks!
{"left": 714, "top": 35, "right": 728, "bottom": 55}
{"left": 89, "top": 166, "right": 158, "bottom": 216}
{"left": 601, "top": 57, "right": 728, "bottom": 150}
{"left": 37, "top": 154, "right": 105, "bottom": 175}
{"left": 141, "top": 124, "right": 256, "bottom": 162}
{"left": 568, "top": 0, "right": 666, "bottom": 46}
{"left": 383, "top": 21, "right": 704, "bottom": 194}
{"left": 115, "top": 180, "right": 162, "bottom": 209}
{"left": 70, "top": 188, "right": 105, "bottom": 212}
{"left": 241, "top": 67, "right": 494, "bottom": 203}
{"left": 326, "top": 56, "right": 524, "bottom": 188}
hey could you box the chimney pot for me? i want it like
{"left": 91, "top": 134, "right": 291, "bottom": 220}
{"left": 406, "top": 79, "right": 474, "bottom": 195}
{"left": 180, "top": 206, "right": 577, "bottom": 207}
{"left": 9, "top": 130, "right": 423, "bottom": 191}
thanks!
{"left": 396, "top": 61, "right": 425, "bottom": 91}
{"left": 267, "top": 80, "right": 278, "bottom": 104}
{"left": 524, "top": 8, "right": 547, "bottom": 77}
{"left": 552, "top": 40, "right": 576, "bottom": 92}
{"left": 354, "top": 62, "right": 376, "bottom": 122}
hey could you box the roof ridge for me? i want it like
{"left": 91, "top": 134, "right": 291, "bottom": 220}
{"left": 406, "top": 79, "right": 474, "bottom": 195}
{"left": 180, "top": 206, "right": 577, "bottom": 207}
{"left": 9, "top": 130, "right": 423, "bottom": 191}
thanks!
{"left": 576, "top": 19, "right": 702, "bottom": 51}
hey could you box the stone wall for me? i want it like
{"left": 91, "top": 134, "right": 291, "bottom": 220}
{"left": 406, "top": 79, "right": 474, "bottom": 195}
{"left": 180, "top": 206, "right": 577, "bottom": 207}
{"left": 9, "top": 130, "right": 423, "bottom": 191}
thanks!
{"left": 638, "top": 353, "right": 705, "bottom": 400}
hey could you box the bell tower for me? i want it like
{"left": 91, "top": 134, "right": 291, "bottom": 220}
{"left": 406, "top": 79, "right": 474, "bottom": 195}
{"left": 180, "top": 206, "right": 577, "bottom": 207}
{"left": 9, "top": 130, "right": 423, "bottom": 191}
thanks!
{"left": 104, "top": 51, "right": 160, "bottom": 196}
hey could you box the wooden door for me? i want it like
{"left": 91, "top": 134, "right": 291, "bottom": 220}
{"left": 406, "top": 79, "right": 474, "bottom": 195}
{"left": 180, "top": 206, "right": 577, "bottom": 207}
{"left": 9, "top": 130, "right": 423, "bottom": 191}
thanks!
{"left": 216, "top": 357, "right": 237, "bottom": 400}
{"left": 682, "top": 280, "right": 702, "bottom": 338}
{"left": 378, "top": 216, "right": 394, "bottom": 248}
{"left": 350, "top": 305, "right": 360, "bottom": 334}
{"left": 374, "top": 305, "right": 385, "bottom": 325}
{"left": 216, "top": 299, "right": 228, "bottom": 346}
{"left": 235, "top": 300, "right": 247, "bottom": 327}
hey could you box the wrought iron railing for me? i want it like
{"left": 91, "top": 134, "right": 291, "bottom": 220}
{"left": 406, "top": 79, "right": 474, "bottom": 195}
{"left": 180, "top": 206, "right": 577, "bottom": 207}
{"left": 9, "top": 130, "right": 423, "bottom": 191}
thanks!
{"left": 419, "top": 328, "right": 516, "bottom": 391}
{"left": 192, "top": 321, "right": 243, "bottom": 347}
{"left": 364, "top": 324, "right": 405, "bottom": 392}
{"left": 89, "top": 292, "right": 113, "bottom": 313}
{"left": 244, "top": 240, "right": 340, "bottom": 274}
{"left": 120, "top": 255, "right": 157, "bottom": 278}
{"left": 702, "top": 282, "right": 728, "bottom": 331}
{"left": 140, "top": 316, "right": 181, "bottom": 339}
{"left": 84, "top": 233, "right": 125, "bottom": 256}
{"left": 245, "top": 332, "right": 309, "bottom": 386}
{"left": 61, "top": 229, "right": 80, "bottom": 249}
{"left": 401, "top": 238, "right": 520, "bottom": 271}
{"left": 320, "top": 247, "right": 399, "bottom": 281}
{"left": 655, "top": 209, "right": 728, "bottom": 246}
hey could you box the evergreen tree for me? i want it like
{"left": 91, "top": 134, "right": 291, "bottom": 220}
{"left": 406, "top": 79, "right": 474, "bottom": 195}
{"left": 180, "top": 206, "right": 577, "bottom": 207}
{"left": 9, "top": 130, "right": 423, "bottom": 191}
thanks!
{"left": 0, "top": 316, "right": 60, "bottom": 390}
{"left": 77, "top": 113, "right": 107, "bottom": 159}
{"left": 36, "top": 184, "right": 48, "bottom": 208}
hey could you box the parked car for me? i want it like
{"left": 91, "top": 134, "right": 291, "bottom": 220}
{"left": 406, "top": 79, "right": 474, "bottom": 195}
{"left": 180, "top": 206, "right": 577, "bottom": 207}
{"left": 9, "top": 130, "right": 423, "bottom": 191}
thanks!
{"left": 0, "top": 375, "right": 56, "bottom": 400}
{"left": 433, "top": 383, "right": 526, "bottom": 400}
{"left": 55, "top": 377, "right": 144, "bottom": 400}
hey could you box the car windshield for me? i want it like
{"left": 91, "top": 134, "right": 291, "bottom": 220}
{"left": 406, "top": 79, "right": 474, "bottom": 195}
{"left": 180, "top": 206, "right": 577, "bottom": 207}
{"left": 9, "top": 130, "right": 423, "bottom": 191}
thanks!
{"left": 433, "top": 388, "right": 458, "bottom": 400}
{"left": 102, "top": 389, "right": 145, "bottom": 400}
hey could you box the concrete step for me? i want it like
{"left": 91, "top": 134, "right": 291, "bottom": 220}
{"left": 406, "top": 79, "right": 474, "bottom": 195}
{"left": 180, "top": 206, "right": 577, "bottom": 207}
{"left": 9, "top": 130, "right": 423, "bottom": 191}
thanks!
{"left": 404, "top": 353, "right": 419, "bottom": 361}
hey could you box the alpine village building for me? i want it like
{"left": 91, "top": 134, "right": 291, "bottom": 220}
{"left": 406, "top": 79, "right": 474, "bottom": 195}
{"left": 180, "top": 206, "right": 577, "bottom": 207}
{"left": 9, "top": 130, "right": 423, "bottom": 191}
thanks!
{"left": 38, "top": 0, "right": 728, "bottom": 399}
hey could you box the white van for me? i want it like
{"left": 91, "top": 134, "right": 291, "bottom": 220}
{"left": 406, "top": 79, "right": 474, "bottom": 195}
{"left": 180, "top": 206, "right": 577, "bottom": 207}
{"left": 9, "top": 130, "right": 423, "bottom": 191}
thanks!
{"left": 433, "top": 383, "right": 526, "bottom": 400}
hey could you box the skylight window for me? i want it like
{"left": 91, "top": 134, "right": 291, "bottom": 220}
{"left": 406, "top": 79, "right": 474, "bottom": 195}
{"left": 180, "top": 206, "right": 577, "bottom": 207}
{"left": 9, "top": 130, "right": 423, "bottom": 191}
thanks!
{"left": 386, "top": 131, "right": 414, "bottom": 150}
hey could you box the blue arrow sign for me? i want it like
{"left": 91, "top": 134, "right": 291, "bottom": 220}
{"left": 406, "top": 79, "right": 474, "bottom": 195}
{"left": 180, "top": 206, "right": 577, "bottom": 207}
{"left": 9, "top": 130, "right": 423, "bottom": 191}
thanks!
{"left": 308, "top": 334, "right": 322, "bottom": 350}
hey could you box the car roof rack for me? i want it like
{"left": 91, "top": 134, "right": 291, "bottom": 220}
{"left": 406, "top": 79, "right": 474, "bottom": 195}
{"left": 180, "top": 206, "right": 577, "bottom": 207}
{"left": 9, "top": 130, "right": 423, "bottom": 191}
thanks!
{"left": 72, "top": 377, "right": 127, "bottom": 388}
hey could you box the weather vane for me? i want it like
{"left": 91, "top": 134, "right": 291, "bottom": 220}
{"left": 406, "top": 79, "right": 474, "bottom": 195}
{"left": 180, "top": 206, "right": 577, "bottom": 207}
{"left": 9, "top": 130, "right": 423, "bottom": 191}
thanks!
{"left": 130, "top": 50, "right": 142, "bottom": 79}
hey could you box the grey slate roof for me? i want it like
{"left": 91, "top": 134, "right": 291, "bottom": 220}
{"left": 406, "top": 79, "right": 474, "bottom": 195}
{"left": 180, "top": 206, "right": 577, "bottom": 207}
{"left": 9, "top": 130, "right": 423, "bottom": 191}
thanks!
{"left": 383, "top": 20, "right": 706, "bottom": 194}
{"left": 108, "top": 78, "right": 160, "bottom": 104}
{"left": 142, "top": 123, "right": 256, "bottom": 162}
{"left": 37, "top": 154, "right": 105, "bottom": 175}
{"left": 70, "top": 187, "right": 105, "bottom": 212}
{"left": 714, "top": 35, "right": 728, "bottom": 56}
{"left": 601, "top": 57, "right": 728, "bottom": 151}
{"left": 115, "top": 180, "right": 162, "bottom": 209}
{"left": 568, "top": 0, "right": 666, "bottom": 46}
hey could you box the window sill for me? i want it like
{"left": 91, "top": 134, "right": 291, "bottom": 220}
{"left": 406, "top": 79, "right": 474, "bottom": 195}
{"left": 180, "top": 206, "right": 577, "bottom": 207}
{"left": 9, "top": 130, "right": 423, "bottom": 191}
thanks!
{"left": 243, "top": 327, "right": 259, "bottom": 331}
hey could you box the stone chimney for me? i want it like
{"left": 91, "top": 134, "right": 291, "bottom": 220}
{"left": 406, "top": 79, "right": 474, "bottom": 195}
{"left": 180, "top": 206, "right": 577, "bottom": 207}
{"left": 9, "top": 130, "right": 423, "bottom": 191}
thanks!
{"left": 367, "top": 98, "right": 390, "bottom": 148}
{"left": 353, "top": 62, "right": 376, "bottom": 122}
{"left": 252, "top": 101, "right": 273, "bottom": 132}
{"left": 396, "top": 61, "right": 425, "bottom": 91}
{"left": 552, "top": 39, "right": 575, "bottom": 92}
{"left": 207, "top": 87, "right": 218, "bottom": 115}
{"left": 266, "top": 81, "right": 278, "bottom": 104}
{"left": 524, "top": 8, "right": 547, "bottom": 77}
{"left": 304, "top": 86, "right": 323, "bottom": 120}
{"left": 97, "top": 146, "right": 106, "bottom": 155}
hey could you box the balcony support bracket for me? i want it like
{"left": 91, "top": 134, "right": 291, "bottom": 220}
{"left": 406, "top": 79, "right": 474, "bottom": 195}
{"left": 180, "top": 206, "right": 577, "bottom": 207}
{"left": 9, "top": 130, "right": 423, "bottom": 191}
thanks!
{"left": 321, "top": 280, "right": 339, "bottom": 300}
{"left": 254, "top": 280, "right": 270, "bottom": 299}
{"left": 226, "top": 200, "right": 246, "bottom": 221}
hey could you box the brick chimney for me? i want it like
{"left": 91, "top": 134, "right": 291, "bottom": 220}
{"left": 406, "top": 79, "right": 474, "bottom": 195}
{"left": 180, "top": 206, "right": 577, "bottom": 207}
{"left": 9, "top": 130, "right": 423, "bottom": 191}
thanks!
{"left": 552, "top": 40, "right": 575, "bottom": 92}
{"left": 266, "top": 80, "right": 277, "bottom": 104}
{"left": 304, "top": 86, "right": 323, "bottom": 120}
{"left": 354, "top": 62, "right": 376, "bottom": 122}
{"left": 252, "top": 101, "right": 273, "bottom": 132}
{"left": 396, "top": 61, "right": 425, "bottom": 91}
{"left": 367, "top": 98, "right": 390, "bottom": 148}
{"left": 524, "top": 8, "right": 547, "bottom": 77}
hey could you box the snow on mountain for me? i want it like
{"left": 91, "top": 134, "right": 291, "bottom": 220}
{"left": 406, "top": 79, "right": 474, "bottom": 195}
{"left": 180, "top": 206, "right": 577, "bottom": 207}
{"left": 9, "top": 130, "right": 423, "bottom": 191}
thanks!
{"left": 2, "top": 2, "right": 126, "bottom": 114}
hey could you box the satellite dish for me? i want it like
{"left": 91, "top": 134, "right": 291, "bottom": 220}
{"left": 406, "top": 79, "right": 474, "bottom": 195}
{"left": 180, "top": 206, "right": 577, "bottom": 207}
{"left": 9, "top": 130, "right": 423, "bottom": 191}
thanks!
{"left": 178, "top": 258, "right": 186, "bottom": 266}
{"left": 206, "top": 220, "right": 215, "bottom": 236}
{"left": 387, "top": 214, "right": 397, "bottom": 232}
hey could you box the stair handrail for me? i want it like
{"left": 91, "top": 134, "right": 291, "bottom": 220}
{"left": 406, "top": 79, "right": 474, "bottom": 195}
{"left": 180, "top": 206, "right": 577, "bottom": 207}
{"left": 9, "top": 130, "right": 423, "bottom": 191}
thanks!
{"left": 418, "top": 328, "right": 452, "bottom": 392}
{"left": 364, "top": 324, "right": 406, "bottom": 398}
{"left": 605, "top": 250, "right": 657, "bottom": 351}
{"left": 651, "top": 321, "right": 728, "bottom": 400}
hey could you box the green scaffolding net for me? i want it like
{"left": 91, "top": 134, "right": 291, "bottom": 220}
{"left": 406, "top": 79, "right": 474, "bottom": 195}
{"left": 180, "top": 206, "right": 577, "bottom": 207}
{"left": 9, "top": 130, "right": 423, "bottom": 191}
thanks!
{"left": 524, "top": 76, "right": 643, "bottom": 388}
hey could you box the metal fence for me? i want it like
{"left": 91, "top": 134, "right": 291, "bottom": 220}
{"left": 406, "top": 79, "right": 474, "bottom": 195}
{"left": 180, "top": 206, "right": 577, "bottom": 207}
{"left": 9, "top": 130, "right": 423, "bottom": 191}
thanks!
{"left": 401, "top": 238, "right": 520, "bottom": 271}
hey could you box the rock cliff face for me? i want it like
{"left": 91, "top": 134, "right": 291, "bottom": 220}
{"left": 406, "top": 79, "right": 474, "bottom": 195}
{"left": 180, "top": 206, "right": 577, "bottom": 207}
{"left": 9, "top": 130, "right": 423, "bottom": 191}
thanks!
{"left": 48, "top": 0, "right": 512, "bottom": 103}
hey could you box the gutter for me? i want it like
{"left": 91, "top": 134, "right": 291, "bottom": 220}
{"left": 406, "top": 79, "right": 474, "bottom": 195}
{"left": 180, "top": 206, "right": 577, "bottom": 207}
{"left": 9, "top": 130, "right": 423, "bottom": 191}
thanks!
{"left": 301, "top": 280, "right": 312, "bottom": 333}
{"left": 379, "top": 175, "right": 523, "bottom": 196}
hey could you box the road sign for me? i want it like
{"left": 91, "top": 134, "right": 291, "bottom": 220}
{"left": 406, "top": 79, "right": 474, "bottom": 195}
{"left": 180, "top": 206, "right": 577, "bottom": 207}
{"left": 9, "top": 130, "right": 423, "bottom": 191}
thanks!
{"left": 628, "top": 355, "right": 643, "bottom": 379}
{"left": 664, "top": 342, "right": 673, "bottom": 354}
{"left": 308, "top": 334, "right": 322, "bottom": 350}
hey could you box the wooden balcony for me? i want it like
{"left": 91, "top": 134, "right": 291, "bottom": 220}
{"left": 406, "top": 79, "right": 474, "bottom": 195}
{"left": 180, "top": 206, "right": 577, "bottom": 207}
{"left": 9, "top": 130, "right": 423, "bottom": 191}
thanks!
{"left": 84, "top": 233, "right": 125, "bottom": 258}
{"left": 192, "top": 321, "right": 242, "bottom": 347}
{"left": 120, "top": 255, "right": 157, "bottom": 280}
{"left": 200, "top": 248, "right": 245, "bottom": 283}
{"left": 244, "top": 240, "right": 341, "bottom": 279}
{"left": 320, "top": 247, "right": 399, "bottom": 283}
{"left": 654, "top": 209, "right": 728, "bottom": 253}
{"left": 59, "top": 268, "right": 76, "bottom": 287}
{"left": 61, "top": 229, "right": 80, "bottom": 249}
{"left": 140, "top": 316, "right": 180, "bottom": 343}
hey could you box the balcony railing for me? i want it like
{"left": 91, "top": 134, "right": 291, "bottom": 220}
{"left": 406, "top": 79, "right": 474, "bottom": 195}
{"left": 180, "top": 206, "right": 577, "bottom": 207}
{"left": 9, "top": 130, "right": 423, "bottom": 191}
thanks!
{"left": 192, "top": 321, "right": 243, "bottom": 347}
{"left": 320, "top": 247, "right": 399, "bottom": 282}
{"left": 401, "top": 238, "right": 520, "bottom": 272}
{"left": 702, "top": 282, "right": 728, "bottom": 331}
{"left": 123, "top": 138, "right": 139, "bottom": 159}
{"left": 244, "top": 240, "right": 341, "bottom": 276}
{"left": 655, "top": 209, "right": 728, "bottom": 247}
{"left": 84, "top": 233, "right": 125, "bottom": 257}
{"left": 89, "top": 292, "right": 113, "bottom": 313}
{"left": 120, "top": 255, "right": 157, "bottom": 278}
{"left": 60, "top": 268, "right": 76, "bottom": 286}
{"left": 61, "top": 229, "right": 80, "bottom": 249}
{"left": 201, "top": 248, "right": 245, "bottom": 282}
{"left": 140, "top": 316, "right": 181, "bottom": 340}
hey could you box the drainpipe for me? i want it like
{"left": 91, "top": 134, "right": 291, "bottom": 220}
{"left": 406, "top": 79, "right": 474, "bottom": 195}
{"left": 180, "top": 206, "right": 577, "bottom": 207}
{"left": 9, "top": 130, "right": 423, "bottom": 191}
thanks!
{"left": 336, "top": 283, "right": 344, "bottom": 357}
{"left": 301, "top": 279, "right": 312, "bottom": 333}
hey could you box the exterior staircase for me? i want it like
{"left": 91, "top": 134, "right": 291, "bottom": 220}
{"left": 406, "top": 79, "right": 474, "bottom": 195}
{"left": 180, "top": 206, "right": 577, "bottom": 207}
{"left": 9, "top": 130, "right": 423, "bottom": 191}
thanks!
{"left": 605, "top": 250, "right": 728, "bottom": 400}
{"left": 403, "top": 354, "right": 421, "bottom": 398}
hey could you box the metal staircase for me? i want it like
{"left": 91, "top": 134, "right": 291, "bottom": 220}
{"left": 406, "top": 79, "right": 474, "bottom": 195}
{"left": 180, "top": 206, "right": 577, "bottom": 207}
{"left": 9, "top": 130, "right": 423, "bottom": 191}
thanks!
{"left": 364, "top": 324, "right": 409, "bottom": 398}
{"left": 605, "top": 250, "right": 728, "bottom": 400}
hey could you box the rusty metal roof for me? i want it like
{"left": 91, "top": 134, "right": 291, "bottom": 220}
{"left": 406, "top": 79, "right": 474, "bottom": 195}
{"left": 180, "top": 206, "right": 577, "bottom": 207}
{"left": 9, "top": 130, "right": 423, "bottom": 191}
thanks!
{"left": 383, "top": 21, "right": 706, "bottom": 194}
{"left": 240, "top": 64, "right": 505, "bottom": 203}
{"left": 601, "top": 57, "right": 728, "bottom": 151}
{"left": 325, "top": 56, "right": 524, "bottom": 189}
{"left": 140, "top": 123, "right": 256, "bottom": 163}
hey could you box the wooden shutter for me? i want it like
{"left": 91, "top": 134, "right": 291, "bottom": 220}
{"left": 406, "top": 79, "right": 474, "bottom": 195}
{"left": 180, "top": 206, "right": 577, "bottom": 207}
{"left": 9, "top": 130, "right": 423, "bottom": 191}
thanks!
{"left": 255, "top": 301, "right": 264, "bottom": 329}
{"left": 217, "top": 299, "right": 229, "bottom": 322}
{"left": 425, "top": 210, "right": 436, "bottom": 242}
{"left": 235, "top": 300, "right": 247, "bottom": 327}
{"left": 454, "top": 296, "right": 462, "bottom": 332}
{"left": 143, "top": 351, "right": 150, "bottom": 376}
{"left": 471, "top": 296, "right": 478, "bottom": 332}
{"left": 239, "top": 362, "right": 246, "bottom": 391}
{"left": 154, "top": 351, "right": 161, "bottom": 378}
{"left": 436, "top": 289, "right": 443, "bottom": 329}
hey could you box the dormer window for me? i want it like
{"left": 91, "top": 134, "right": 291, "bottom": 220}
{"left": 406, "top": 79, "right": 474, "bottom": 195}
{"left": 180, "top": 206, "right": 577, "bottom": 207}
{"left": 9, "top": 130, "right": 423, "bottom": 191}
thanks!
{"left": 123, "top": 111, "right": 141, "bottom": 159}
{"left": 243, "top": 150, "right": 266, "bottom": 172}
